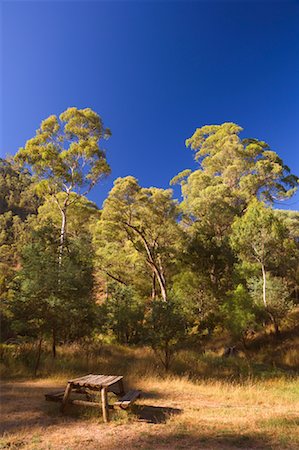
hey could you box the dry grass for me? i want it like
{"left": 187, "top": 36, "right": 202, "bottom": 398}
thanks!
{"left": 0, "top": 343, "right": 298, "bottom": 449}
{"left": 0, "top": 376, "right": 298, "bottom": 449}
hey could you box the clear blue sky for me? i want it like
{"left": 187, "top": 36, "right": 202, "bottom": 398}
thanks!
{"left": 1, "top": 0, "right": 299, "bottom": 209}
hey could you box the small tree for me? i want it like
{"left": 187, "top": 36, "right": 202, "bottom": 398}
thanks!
{"left": 221, "top": 285, "right": 256, "bottom": 346}
{"left": 230, "top": 200, "right": 287, "bottom": 309}
{"left": 12, "top": 223, "right": 96, "bottom": 361}
{"left": 147, "top": 300, "right": 186, "bottom": 371}
{"left": 99, "top": 283, "right": 145, "bottom": 344}
{"left": 249, "top": 276, "right": 293, "bottom": 335}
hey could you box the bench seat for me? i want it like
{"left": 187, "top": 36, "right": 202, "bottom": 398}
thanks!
{"left": 114, "top": 390, "right": 141, "bottom": 409}
{"left": 45, "top": 391, "right": 64, "bottom": 402}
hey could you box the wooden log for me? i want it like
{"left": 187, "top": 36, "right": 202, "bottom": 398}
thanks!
{"left": 61, "top": 382, "right": 73, "bottom": 413}
{"left": 69, "top": 399, "right": 101, "bottom": 408}
{"left": 45, "top": 391, "right": 64, "bottom": 402}
{"left": 101, "top": 387, "right": 109, "bottom": 423}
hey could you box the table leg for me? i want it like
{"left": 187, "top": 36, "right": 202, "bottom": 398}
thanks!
{"left": 61, "top": 382, "right": 73, "bottom": 413}
{"left": 101, "top": 387, "right": 109, "bottom": 423}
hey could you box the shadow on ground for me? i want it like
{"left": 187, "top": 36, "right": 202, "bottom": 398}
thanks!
{"left": 124, "top": 430, "right": 276, "bottom": 450}
{"left": 0, "top": 382, "right": 177, "bottom": 436}
{"left": 132, "top": 404, "right": 182, "bottom": 424}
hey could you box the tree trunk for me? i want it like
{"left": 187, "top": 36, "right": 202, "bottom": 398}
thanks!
{"left": 34, "top": 337, "right": 43, "bottom": 377}
{"left": 153, "top": 266, "right": 167, "bottom": 302}
{"left": 151, "top": 273, "right": 157, "bottom": 300}
{"left": 164, "top": 342, "right": 171, "bottom": 371}
{"left": 52, "top": 328, "right": 56, "bottom": 358}
{"left": 268, "top": 311, "right": 280, "bottom": 337}
{"left": 58, "top": 208, "right": 67, "bottom": 272}
{"left": 123, "top": 221, "right": 168, "bottom": 301}
{"left": 261, "top": 263, "right": 267, "bottom": 308}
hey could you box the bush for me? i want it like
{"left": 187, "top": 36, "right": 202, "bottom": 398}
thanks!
{"left": 221, "top": 285, "right": 256, "bottom": 345}
{"left": 146, "top": 299, "right": 186, "bottom": 371}
{"left": 249, "top": 276, "right": 294, "bottom": 334}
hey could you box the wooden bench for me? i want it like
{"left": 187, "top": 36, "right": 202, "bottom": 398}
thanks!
{"left": 45, "top": 391, "right": 64, "bottom": 402}
{"left": 113, "top": 390, "right": 141, "bottom": 409}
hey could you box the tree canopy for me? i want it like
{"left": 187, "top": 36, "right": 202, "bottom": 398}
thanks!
{"left": 1, "top": 117, "right": 298, "bottom": 370}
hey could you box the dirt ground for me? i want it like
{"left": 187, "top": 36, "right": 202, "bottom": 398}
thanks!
{"left": 0, "top": 379, "right": 298, "bottom": 450}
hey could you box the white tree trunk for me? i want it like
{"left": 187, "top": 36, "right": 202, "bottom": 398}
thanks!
{"left": 124, "top": 221, "right": 168, "bottom": 301}
{"left": 261, "top": 263, "right": 267, "bottom": 308}
{"left": 58, "top": 208, "right": 67, "bottom": 273}
{"left": 151, "top": 264, "right": 167, "bottom": 302}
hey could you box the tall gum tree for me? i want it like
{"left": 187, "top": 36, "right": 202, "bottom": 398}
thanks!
{"left": 15, "top": 107, "right": 111, "bottom": 356}
{"left": 97, "top": 176, "right": 182, "bottom": 302}
{"left": 170, "top": 122, "right": 298, "bottom": 300}
{"left": 15, "top": 107, "right": 111, "bottom": 270}
{"left": 171, "top": 122, "right": 298, "bottom": 217}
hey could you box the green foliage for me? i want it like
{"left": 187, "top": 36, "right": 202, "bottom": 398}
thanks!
{"left": 182, "top": 122, "right": 298, "bottom": 204}
{"left": 98, "top": 283, "right": 145, "bottom": 344}
{"left": 221, "top": 285, "right": 256, "bottom": 342}
{"left": 95, "top": 176, "right": 182, "bottom": 302}
{"left": 146, "top": 299, "right": 186, "bottom": 370}
{"left": 230, "top": 200, "right": 296, "bottom": 313}
{"left": 249, "top": 276, "right": 294, "bottom": 330}
{"left": 172, "top": 269, "right": 218, "bottom": 335}
{"left": 0, "top": 157, "right": 40, "bottom": 218}
{"left": 11, "top": 224, "right": 96, "bottom": 341}
{"left": 1, "top": 118, "right": 298, "bottom": 364}
{"left": 230, "top": 200, "right": 287, "bottom": 266}
{"left": 15, "top": 107, "right": 111, "bottom": 197}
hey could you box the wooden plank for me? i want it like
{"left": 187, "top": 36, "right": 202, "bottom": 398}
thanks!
{"left": 45, "top": 392, "right": 64, "bottom": 402}
{"left": 45, "top": 391, "right": 64, "bottom": 398}
{"left": 73, "top": 375, "right": 96, "bottom": 387}
{"left": 91, "top": 375, "right": 110, "bottom": 386}
{"left": 114, "top": 390, "right": 141, "bottom": 409}
{"left": 104, "top": 375, "right": 123, "bottom": 387}
{"left": 69, "top": 399, "right": 101, "bottom": 408}
{"left": 69, "top": 374, "right": 124, "bottom": 389}
{"left": 69, "top": 374, "right": 93, "bottom": 383}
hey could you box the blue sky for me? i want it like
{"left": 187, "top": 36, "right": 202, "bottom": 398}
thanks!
{"left": 1, "top": 0, "right": 299, "bottom": 209}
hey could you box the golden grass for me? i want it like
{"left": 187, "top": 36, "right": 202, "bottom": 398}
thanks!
{"left": 0, "top": 375, "right": 298, "bottom": 449}
{"left": 1, "top": 343, "right": 298, "bottom": 449}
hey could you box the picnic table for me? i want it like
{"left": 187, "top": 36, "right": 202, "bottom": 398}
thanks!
{"left": 45, "top": 374, "right": 141, "bottom": 422}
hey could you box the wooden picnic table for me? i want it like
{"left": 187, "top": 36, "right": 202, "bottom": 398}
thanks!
{"left": 61, "top": 374, "right": 125, "bottom": 422}
{"left": 45, "top": 373, "right": 141, "bottom": 422}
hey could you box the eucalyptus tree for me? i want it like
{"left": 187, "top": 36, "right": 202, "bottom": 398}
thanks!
{"left": 12, "top": 221, "right": 96, "bottom": 361}
{"left": 15, "top": 107, "right": 111, "bottom": 268}
{"left": 230, "top": 200, "right": 291, "bottom": 310}
{"left": 171, "top": 122, "right": 298, "bottom": 235}
{"left": 171, "top": 122, "right": 298, "bottom": 305}
{"left": 0, "top": 157, "right": 40, "bottom": 218}
{"left": 173, "top": 122, "right": 298, "bottom": 208}
{"left": 0, "top": 158, "right": 40, "bottom": 340}
{"left": 96, "top": 176, "right": 182, "bottom": 302}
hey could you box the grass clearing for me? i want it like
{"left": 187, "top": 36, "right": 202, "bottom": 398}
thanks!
{"left": 0, "top": 343, "right": 298, "bottom": 449}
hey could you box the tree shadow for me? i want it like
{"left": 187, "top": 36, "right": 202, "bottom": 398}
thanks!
{"left": 132, "top": 404, "right": 182, "bottom": 424}
{"left": 0, "top": 382, "right": 171, "bottom": 435}
{"left": 125, "top": 430, "right": 276, "bottom": 449}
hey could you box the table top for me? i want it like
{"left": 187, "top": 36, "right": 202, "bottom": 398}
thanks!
{"left": 68, "top": 374, "right": 123, "bottom": 388}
